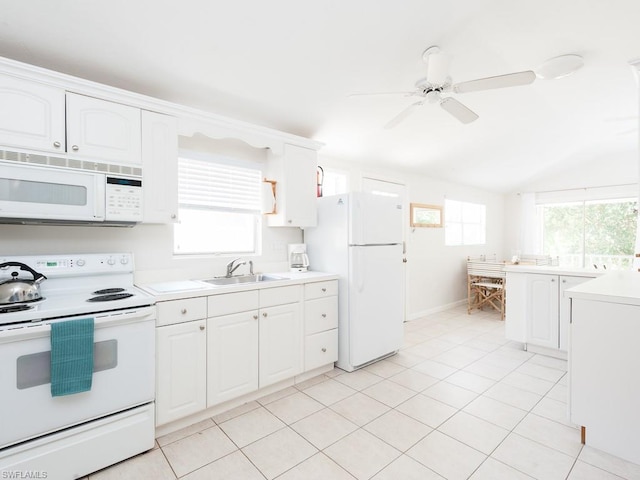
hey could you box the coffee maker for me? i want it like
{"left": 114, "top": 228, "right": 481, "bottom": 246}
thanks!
{"left": 288, "top": 244, "right": 310, "bottom": 272}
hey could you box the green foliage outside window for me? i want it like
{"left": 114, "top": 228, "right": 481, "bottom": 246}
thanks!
{"left": 540, "top": 199, "right": 637, "bottom": 269}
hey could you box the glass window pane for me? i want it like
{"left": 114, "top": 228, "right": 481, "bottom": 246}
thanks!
{"left": 175, "top": 209, "right": 258, "bottom": 255}
{"left": 584, "top": 199, "right": 636, "bottom": 269}
{"left": 540, "top": 203, "right": 584, "bottom": 266}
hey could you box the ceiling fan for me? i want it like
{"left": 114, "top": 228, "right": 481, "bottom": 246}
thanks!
{"left": 351, "top": 46, "right": 538, "bottom": 128}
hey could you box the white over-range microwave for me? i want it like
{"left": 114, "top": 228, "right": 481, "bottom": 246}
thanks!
{"left": 0, "top": 149, "right": 143, "bottom": 226}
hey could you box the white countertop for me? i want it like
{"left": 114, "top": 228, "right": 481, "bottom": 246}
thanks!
{"left": 138, "top": 271, "right": 339, "bottom": 302}
{"left": 565, "top": 270, "right": 640, "bottom": 306}
{"left": 504, "top": 264, "right": 606, "bottom": 277}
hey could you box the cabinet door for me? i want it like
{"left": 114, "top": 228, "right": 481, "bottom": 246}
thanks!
{"left": 259, "top": 302, "right": 303, "bottom": 387}
{"left": 559, "top": 275, "right": 593, "bottom": 351}
{"left": 305, "top": 329, "right": 338, "bottom": 371}
{"left": 141, "top": 111, "right": 179, "bottom": 223}
{"left": 267, "top": 144, "right": 317, "bottom": 227}
{"left": 0, "top": 74, "right": 65, "bottom": 153}
{"left": 207, "top": 311, "right": 259, "bottom": 407}
{"left": 156, "top": 320, "right": 207, "bottom": 426}
{"left": 526, "top": 274, "right": 559, "bottom": 348}
{"left": 66, "top": 92, "right": 141, "bottom": 164}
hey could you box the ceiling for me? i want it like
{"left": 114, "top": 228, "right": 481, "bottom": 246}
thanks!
{"left": 0, "top": 0, "right": 638, "bottom": 193}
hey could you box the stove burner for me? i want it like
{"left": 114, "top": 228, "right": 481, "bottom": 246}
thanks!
{"left": 93, "top": 288, "right": 126, "bottom": 295}
{"left": 87, "top": 293, "right": 135, "bottom": 302}
{"left": 0, "top": 304, "right": 34, "bottom": 314}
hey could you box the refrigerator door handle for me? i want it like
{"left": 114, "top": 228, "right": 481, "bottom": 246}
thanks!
{"left": 354, "top": 248, "right": 366, "bottom": 293}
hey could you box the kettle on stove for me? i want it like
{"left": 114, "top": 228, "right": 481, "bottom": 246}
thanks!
{"left": 0, "top": 262, "right": 47, "bottom": 304}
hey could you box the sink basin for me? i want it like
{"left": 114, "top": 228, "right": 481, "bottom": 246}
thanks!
{"left": 203, "top": 274, "right": 288, "bottom": 286}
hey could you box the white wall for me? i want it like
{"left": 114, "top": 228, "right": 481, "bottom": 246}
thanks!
{"left": 319, "top": 156, "right": 506, "bottom": 320}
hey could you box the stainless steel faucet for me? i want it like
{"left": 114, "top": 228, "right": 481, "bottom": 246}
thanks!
{"left": 225, "top": 258, "right": 246, "bottom": 277}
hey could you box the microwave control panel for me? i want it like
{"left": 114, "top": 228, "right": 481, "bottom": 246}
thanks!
{"left": 105, "top": 176, "right": 143, "bottom": 222}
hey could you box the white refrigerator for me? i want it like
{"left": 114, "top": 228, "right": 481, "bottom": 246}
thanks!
{"left": 305, "top": 192, "right": 404, "bottom": 372}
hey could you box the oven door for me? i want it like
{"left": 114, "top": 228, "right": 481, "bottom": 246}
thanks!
{"left": 0, "top": 162, "right": 105, "bottom": 222}
{"left": 0, "top": 306, "right": 155, "bottom": 449}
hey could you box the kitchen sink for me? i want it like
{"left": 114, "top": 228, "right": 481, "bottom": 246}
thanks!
{"left": 203, "top": 274, "right": 288, "bottom": 286}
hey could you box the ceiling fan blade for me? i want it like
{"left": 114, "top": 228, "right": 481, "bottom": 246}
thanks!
{"left": 440, "top": 97, "right": 478, "bottom": 124}
{"left": 348, "top": 91, "right": 415, "bottom": 98}
{"left": 453, "top": 70, "right": 536, "bottom": 94}
{"left": 384, "top": 101, "right": 424, "bottom": 129}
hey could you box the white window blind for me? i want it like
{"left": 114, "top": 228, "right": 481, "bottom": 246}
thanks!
{"left": 174, "top": 154, "right": 262, "bottom": 255}
{"left": 178, "top": 157, "right": 261, "bottom": 212}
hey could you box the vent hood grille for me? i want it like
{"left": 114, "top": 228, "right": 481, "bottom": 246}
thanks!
{"left": 0, "top": 149, "right": 142, "bottom": 178}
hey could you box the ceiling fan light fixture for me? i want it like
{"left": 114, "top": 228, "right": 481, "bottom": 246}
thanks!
{"left": 423, "top": 46, "right": 450, "bottom": 86}
{"left": 536, "top": 54, "right": 584, "bottom": 80}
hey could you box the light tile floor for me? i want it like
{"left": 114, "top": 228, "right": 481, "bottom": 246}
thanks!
{"left": 88, "top": 306, "right": 640, "bottom": 480}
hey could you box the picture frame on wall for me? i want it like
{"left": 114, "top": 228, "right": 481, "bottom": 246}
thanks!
{"left": 410, "top": 203, "right": 443, "bottom": 228}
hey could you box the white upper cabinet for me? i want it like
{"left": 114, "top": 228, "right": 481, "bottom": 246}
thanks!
{"left": 267, "top": 143, "right": 318, "bottom": 227}
{"left": 0, "top": 74, "right": 142, "bottom": 165}
{"left": 0, "top": 74, "right": 65, "bottom": 153}
{"left": 66, "top": 92, "right": 141, "bottom": 164}
{"left": 141, "top": 110, "right": 179, "bottom": 223}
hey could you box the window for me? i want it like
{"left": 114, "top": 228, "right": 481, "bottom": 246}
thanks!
{"left": 445, "top": 199, "right": 486, "bottom": 246}
{"left": 174, "top": 152, "right": 262, "bottom": 255}
{"left": 537, "top": 198, "right": 637, "bottom": 269}
{"left": 320, "top": 168, "right": 349, "bottom": 196}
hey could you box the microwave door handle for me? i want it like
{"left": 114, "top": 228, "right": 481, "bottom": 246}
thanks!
{"left": 94, "top": 175, "right": 106, "bottom": 220}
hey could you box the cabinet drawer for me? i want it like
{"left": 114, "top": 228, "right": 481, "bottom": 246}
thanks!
{"left": 305, "top": 296, "right": 338, "bottom": 335}
{"left": 157, "top": 297, "right": 207, "bottom": 326}
{"left": 305, "top": 329, "right": 338, "bottom": 371}
{"left": 260, "top": 285, "right": 301, "bottom": 308}
{"left": 208, "top": 290, "right": 259, "bottom": 317}
{"left": 304, "top": 280, "right": 338, "bottom": 300}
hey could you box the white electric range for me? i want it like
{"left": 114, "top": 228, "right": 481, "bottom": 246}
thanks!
{"left": 0, "top": 253, "right": 156, "bottom": 479}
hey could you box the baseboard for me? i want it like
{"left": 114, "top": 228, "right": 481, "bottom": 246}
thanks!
{"left": 407, "top": 299, "right": 467, "bottom": 321}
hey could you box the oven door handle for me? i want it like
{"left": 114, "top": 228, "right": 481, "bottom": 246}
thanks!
{"left": 0, "top": 305, "right": 156, "bottom": 344}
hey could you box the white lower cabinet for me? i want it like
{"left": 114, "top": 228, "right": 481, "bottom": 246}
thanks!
{"left": 506, "top": 271, "right": 594, "bottom": 352}
{"left": 305, "top": 329, "right": 338, "bottom": 371}
{"left": 304, "top": 280, "right": 339, "bottom": 370}
{"left": 156, "top": 279, "right": 337, "bottom": 426}
{"left": 207, "top": 310, "right": 259, "bottom": 406}
{"left": 526, "top": 274, "right": 559, "bottom": 349}
{"left": 156, "top": 320, "right": 207, "bottom": 426}
{"left": 259, "top": 302, "right": 303, "bottom": 387}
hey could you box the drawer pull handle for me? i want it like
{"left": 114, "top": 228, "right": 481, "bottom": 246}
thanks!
{"left": 321, "top": 288, "right": 327, "bottom": 292}
{"left": 199, "top": 325, "right": 205, "bottom": 331}
{"left": 321, "top": 348, "right": 327, "bottom": 353}
{"left": 263, "top": 312, "right": 268, "bottom": 317}
{"left": 253, "top": 314, "right": 258, "bottom": 320}
{"left": 181, "top": 308, "right": 187, "bottom": 314}
{"left": 53, "top": 141, "right": 61, "bottom": 148}
{"left": 322, "top": 313, "right": 327, "bottom": 318}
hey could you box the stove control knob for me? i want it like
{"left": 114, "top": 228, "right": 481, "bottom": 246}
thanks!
{"left": 107, "top": 258, "right": 116, "bottom": 266}
{"left": 120, "top": 257, "right": 129, "bottom": 265}
{"left": 76, "top": 259, "right": 86, "bottom": 267}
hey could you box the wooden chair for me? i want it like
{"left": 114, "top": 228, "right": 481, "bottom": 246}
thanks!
{"left": 467, "top": 256, "right": 506, "bottom": 320}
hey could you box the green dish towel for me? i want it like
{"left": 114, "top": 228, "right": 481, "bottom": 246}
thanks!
{"left": 50, "top": 318, "right": 95, "bottom": 397}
